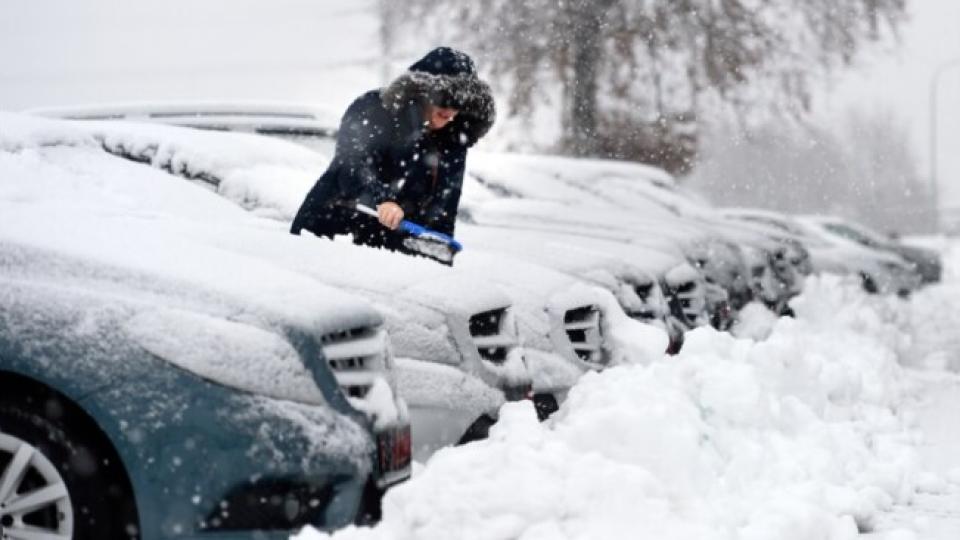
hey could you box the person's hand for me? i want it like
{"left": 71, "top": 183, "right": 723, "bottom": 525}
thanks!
{"left": 377, "top": 201, "right": 405, "bottom": 230}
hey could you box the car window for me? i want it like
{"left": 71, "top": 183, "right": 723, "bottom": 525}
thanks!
{"left": 823, "top": 223, "right": 880, "bottom": 247}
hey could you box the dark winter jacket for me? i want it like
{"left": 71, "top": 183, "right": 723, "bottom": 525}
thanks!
{"left": 290, "top": 47, "right": 495, "bottom": 259}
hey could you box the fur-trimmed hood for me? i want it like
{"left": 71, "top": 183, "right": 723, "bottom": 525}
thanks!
{"left": 380, "top": 70, "right": 496, "bottom": 148}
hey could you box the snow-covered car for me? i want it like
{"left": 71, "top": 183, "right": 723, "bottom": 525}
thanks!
{"left": 56, "top": 114, "right": 673, "bottom": 424}
{"left": 14, "top": 112, "right": 533, "bottom": 462}
{"left": 463, "top": 152, "right": 811, "bottom": 319}
{"left": 461, "top": 162, "right": 735, "bottom": 329}
{"left": 700, "top": 216, "right": 809, "bottom": 314}
{"left": 201, "top": 228, "right": 531, "bottom": 461}
{"left": 722, "top": 208, "right": 921, "bottom": 295}
{"left": 802, "top": 214, "right": 941, "bottom": 284}
{"left": 0, "top": 113, "right": 410, "bottom": 538}
{"left": 455, "top": 223, "right": 698, "bottom": 352}
{"left": 460, "top": 170, "right": 709, "bottom": 334}
{"left": 27, "top": 100, "right": 341, "bottom": 155}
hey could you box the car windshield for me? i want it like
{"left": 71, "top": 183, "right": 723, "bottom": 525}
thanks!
{"left": 823, "top": 223, "right": 883, "bottom": 247}
{"left": 261, "top": 131, "right": 338, "bottom": 156}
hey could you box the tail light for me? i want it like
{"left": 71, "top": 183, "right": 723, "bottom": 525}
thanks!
{"left": 376, "top": 425, "right": 411, "bottom": 487}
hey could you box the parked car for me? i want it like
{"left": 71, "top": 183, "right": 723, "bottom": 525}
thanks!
{"left": 35, "top": 106, "right": 707, "bottom": 352}
{"left": 198, "top": 226, "right": 531, "bottom": 461}
{"left": 0, "top": 112, "right": 411, "bottom": 539}
{"left": 722, "top": 208, "right": 921, "bottom": 295}
{"left": 31, "top": 115, "right": 669, "bottom": 455}
{"left": 28, "top": 100, "right": 340, "bottom": 155}
{"left": 800, "top": 214, "right": 941, "bottom": 284}
{"left": 61, "top": 114, "right": 677, "bottom": 423}
{"left": 20, "top": 112, "right": 537, "bottom": 463}
{"left": 460, "top": 168, "right": 738, "bottom": 330}
{"left": 455, "top": 223, "right": 698, "bottom": 352}
{"left": 464, "top": 151, "right": 815, "bottom": 317}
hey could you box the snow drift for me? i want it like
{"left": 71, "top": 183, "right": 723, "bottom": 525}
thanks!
{"left": 296, "top": 275, "right": 922, "bottom": 540}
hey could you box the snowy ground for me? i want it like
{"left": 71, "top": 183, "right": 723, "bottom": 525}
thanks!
{"left": 294, "top": 241, "right": 960, "bottom": 540}
{"left": 866, "top": 239, "right": 960, "bottom": 539}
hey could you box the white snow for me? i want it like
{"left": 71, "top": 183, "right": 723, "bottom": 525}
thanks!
{"left": 0, "top": 113, "right": 408, "bottom": 432}
{"left": 7, "top": 112, "right": 960, "bottom": 540}
{"left": 125, "top": 308, "right": 327, "bottom": 405}
{"left": 76, "top": 118, "right": 328, "bottom": 220}
{"left": 394, "top": 358, "right": 505, "bottom": 418}
{"left": 294, "top": 268, "right": 960, "bottom": 540}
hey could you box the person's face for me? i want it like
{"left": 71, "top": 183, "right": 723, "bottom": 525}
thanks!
{"left": 426, "top": 105, "right": 458, "bottom": 131}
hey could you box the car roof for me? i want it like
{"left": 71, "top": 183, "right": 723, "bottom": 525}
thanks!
{"left": 26, "top": 100, "right": 341, "bottom": 135}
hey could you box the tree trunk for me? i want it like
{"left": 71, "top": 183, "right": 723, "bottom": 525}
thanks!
{"left": 564, "top": 1, "right": 611, "bottom": 156}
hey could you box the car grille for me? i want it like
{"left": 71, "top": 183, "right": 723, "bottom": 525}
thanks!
{"left": 663, "top": 275, "right": 705, "bottom": 329}
{"left": 564, "top": 305, "right": 604, "bottom": 365}
{"left": 469, "top": 308, "right": 516, "bottom": 365}
{"left": 629, "top": 279, "right": 660, "bottom": 321}
{"left": 320, "top": 326, "right": 387, "bottom": 400}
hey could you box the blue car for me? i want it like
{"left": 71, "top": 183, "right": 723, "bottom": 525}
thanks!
{"left": 0, "top": 237, "right": 411, "bottom": 540}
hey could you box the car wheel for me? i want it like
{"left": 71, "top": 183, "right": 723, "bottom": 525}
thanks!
{"left": 0, "top": 391, "right": 139, "bottom": 539}
{"left": 456, "top": 415, "right": 497, "bottom": 445}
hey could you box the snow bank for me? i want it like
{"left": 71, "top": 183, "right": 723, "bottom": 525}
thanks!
{"left": 730, "top": 302, "right": 779, "bottom": 341}
{"left": 295, "top": 275, "right": 920, "bottom": 540}
{"left": 901, "top": 240, "right": 960, "bottom": 372}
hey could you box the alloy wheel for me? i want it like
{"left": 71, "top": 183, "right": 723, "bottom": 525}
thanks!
{"left": 0, "top": 432, "right": 73, "bottom": 539}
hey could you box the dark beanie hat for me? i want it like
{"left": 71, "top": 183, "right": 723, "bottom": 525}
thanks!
{"left": 409, "top": 47, "right": 476, "bottom": 78}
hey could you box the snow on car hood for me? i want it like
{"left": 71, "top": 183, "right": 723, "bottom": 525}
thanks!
{"left": 0, "top": 117, "right": 388, "bottom": 366}
{"left": 465, "top": 150, "right": 714, "bottom": 220}
{"left": 17, "top": 114, "right": 519, "bottom": 312}
{"left": 462, "top": 196, "right": 711, "bottom": 250}
{"left": 11, "top": 114, "right": 662, "bottom": 380}
{"left": 466, "top": 150, "right": 676, "bottom": 204}
{"left": 458, "top": 222, "right": 685, "bottom": 279}
{"left": 0, "top": 181, "right": 378, "bottom": 338}
{"left": 0, "top": 111, "right": 96, "bottom": 152}
{"left": 44, "top": 116, "right": 328, "bottom": 220}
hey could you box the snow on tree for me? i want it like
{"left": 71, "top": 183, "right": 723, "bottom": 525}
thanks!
{"left": 382, "top": 0, "right": 906, "bottom": 174}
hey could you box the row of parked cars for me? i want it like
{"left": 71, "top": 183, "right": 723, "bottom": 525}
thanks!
{"left": 0, "top": 102, "right": 941, "bottom": 540}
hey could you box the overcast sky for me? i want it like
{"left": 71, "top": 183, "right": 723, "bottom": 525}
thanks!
{"left": 817, "top": 0, "right": 960, "bottom": 208}
{"left": 2, "top": 0, "right": 957, "bottom": 205}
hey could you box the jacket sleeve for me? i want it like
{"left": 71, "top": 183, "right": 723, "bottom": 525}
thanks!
{"left": 333, "top": 97, "right": 392, "bottom": 207}
{"left": 420, "top": 149, "right": 466, "bottom": 236}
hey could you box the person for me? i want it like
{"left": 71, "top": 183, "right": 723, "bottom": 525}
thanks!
{"left": 290, "top": 46, "right": 495, "bottom": 264}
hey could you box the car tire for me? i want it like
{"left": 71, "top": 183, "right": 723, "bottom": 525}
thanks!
{"left": 860, "top": 273, "right": 879, "bottom": 294}
{"left": 0, "top": 388, "right": 139, "bottom": 540}
{"left": 456, "top": 415, "right": 497, "bottom": 445}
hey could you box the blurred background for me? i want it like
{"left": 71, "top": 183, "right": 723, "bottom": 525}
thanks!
{"left": 2, "top": 0, "right": 958, "bottom": 234}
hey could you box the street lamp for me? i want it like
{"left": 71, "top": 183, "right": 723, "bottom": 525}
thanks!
{"left": 929, "top": 57, "right": 960, "bottom": 230}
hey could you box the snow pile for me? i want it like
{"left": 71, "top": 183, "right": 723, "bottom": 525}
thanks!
{"left": 902, "top": 240, "right": 960, "bottom": 372}
{"left": 730, "top": 301, "right": 779, "bottom": 341}
{"left": 295, "top": 275, "right": 920, "bottom": 540}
